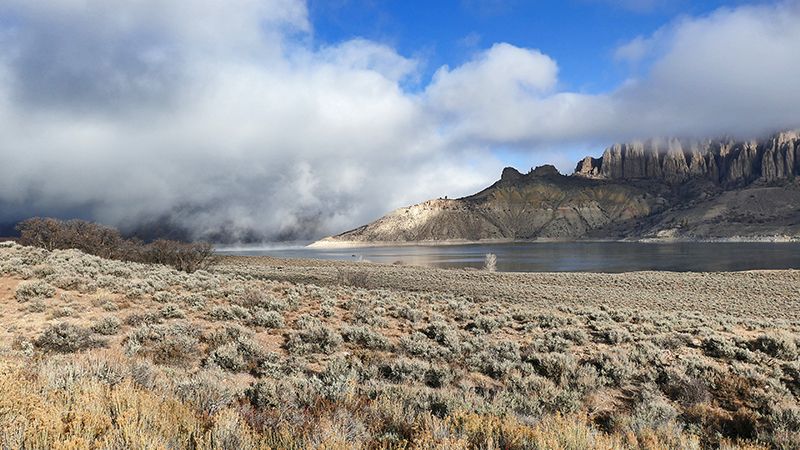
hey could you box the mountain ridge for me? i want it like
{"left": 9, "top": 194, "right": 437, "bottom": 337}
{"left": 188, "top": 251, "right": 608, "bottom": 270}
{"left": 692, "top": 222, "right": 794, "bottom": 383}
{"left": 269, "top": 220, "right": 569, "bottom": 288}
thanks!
{"left": 313, "top": 130, "right": 800, "bottom": 246}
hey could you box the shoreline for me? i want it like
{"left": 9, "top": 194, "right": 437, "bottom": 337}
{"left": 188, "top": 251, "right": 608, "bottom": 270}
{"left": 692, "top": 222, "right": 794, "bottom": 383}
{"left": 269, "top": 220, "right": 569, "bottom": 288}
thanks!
{"left": 308, "top": 235, "right": 800, "bottom": 248}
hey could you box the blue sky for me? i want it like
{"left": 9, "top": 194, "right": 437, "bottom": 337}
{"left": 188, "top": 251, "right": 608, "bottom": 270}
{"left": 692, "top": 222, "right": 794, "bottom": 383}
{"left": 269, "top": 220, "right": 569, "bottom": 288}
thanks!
{"left": 308, "top": 0, "right": 767, "bottom": 92}
{"left": 0, "top": 0, "right": 798, "bottom": 240}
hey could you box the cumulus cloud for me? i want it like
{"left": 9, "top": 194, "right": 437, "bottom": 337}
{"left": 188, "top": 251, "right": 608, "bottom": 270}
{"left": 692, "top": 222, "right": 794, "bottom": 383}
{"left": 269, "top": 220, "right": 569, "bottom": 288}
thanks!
{"left": 429, "top": 0, "right": 800, "bottom": 144}
{"left": 612, "top": 1, "right": 800, "bottom": 137}
{"left": 0, "top": 0, "right": 500, "bottom": 241}
{"left": 425, "top": 43, "right": 570, "bottom": 143}
{"left": 1, "top": 0, "right": 799, "bottom": 242}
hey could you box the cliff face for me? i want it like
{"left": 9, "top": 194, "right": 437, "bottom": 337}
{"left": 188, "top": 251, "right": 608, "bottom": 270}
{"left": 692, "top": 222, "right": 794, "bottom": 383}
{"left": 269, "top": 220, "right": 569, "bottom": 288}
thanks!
{"left": 575, "top": 131, "right": 800, "bottom": 188}
{"left": 314, "top": 131, "right": 800, "bottom": 246}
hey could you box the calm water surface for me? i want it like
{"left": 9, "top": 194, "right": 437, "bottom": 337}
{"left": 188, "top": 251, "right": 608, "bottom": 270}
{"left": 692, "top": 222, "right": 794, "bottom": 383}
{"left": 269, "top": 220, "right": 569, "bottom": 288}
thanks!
{"left": 219, "top": 242, "right": 800, "bottom": 273}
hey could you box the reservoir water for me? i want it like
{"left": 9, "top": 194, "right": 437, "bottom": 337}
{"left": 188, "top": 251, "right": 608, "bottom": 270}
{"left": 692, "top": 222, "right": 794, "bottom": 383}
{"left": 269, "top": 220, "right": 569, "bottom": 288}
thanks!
{"left": 219, "top": 241, "right": 800, "bottom": 273}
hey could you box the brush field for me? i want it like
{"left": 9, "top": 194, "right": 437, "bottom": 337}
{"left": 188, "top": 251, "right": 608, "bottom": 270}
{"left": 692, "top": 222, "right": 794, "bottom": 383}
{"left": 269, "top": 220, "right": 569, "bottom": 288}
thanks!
{"left": 0, "top": 241, "right": 799, "bottom": 449}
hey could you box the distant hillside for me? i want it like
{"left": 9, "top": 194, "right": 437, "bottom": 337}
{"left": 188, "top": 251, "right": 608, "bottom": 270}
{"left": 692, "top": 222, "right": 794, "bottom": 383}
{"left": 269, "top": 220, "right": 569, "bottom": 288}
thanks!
{"left": 314, "top": 131, "right": 800, "bottom": 245}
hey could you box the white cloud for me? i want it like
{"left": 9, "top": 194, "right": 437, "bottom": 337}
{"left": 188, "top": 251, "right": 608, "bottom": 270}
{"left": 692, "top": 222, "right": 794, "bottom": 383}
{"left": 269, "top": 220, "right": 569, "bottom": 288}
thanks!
{"left": 614, "top": 35, "right": 654, "bottom": 65}
{"left": 0, "top": 0, "right": 490, "bottom": 241}
{"left": 426, "top": 43, "right": 567, "bottom": 143}
{"left": 428, "top": 1, "right": 800, "bottom": 146}
{"left": 1, "top": 0, "right": 799, "bottom": 241}
{"left": 612, "top": 1, "right": 800, "bottom": 137}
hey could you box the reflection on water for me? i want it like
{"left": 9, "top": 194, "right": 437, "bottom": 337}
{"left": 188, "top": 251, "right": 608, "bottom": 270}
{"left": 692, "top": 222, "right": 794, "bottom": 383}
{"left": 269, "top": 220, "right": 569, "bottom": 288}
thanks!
{"left": 219, "top": 242, "right": 800, "bottom": 273}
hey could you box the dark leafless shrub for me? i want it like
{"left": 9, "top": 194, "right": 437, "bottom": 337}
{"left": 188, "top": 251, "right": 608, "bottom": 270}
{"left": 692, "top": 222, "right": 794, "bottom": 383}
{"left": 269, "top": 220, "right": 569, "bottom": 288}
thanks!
{"left": 138, "top": 239, "right": 217, "bottom": 273}
{"left": 659, "top": 370, "right": 710, "bottom": 408}
{"left": 337, "top": 268, "right": 374, "bottom": 289}
{"left": 15, "top": 217, "right": 216, "bottom": 272}
{"left": 36, "top": 323, "right": 107, "bottom": 353}
{"left": 16, "top": 217, "right": 123, "bottom": 258}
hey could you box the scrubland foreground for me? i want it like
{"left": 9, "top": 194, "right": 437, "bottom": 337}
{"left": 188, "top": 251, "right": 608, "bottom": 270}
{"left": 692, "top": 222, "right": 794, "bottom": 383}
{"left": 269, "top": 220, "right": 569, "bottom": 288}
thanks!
{"left": 0, "top": 242, "right": 799, "bottom": 449}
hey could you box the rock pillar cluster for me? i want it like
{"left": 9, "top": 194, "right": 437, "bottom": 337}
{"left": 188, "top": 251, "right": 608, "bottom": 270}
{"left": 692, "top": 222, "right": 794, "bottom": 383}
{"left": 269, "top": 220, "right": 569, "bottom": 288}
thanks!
{"left": 574, "top": 131, "right": 800, "bottom": 189}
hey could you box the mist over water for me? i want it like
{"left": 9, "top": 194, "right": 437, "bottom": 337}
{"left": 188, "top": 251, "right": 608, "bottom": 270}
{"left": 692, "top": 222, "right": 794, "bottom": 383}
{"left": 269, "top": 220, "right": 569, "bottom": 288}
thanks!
{"left": 219, "top": 242, "right": 800, "bottom": 273}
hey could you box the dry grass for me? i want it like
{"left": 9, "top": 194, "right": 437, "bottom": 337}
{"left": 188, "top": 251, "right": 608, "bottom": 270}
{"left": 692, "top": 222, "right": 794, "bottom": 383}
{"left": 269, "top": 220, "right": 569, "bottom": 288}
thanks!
{"left": 0, "top": 241, "right": 797, "bottom": 449}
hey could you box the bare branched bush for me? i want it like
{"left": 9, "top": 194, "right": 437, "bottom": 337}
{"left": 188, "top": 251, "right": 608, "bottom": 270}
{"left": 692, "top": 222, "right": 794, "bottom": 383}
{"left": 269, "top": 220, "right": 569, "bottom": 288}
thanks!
{"left": 16, "top": 217, "right": 216, "bottom": 272}
{"left": 337, "top": 268, "right": 374, "bottom": 289}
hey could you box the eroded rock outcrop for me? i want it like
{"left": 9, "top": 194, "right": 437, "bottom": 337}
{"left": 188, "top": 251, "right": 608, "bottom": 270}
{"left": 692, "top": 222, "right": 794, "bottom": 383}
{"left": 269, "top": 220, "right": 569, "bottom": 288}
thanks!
{"left": 575, "top": 131, "right": 800, "bottom": 189}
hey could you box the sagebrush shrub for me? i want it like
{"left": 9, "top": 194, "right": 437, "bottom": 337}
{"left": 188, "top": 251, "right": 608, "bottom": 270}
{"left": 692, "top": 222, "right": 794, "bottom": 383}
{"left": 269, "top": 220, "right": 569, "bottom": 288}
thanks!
{"left": 752, "top": 333, "right": 799, "bottom": 361}
{"left": 36, "top": 322, "right": 107, "bottom": 353}
{"left": 49, "top": 306, "right": 73, "bottom": 318}
{"left": 343, "top": 325, "right": 391, "bottom": 350}
{"left": 210, "top": 335, "right": 264, "bottom": 372}
{"left": 250, "top": 309, "right": 284, "bottom": 329}
{"left": 127, "top": 323, "right": 202, "bottom": 366}
{"left": 15, "top": 279, "right": 56, "bottom": 302}
{"left": 92, "top": 316, "right": 121, "bottom": 335}
{"left": 286, "top": 326, "right": 342, "bottom": 355}
{"left": 26, "top": 298, "right": 48, "bottom": 313}
{"left": 153, "top": 291, "right": 174, "bottom": 303}
{"left": 160, "top": 302, "right": 185, "bottom": 319}
{"left": 381, "top": 357, "right": 430, "bottom": 384}
{"left": 174, "top": 370, "right": 235, "bottom": 415}
{"left": 209, "top": 305, "right": 251, "bottom": 322}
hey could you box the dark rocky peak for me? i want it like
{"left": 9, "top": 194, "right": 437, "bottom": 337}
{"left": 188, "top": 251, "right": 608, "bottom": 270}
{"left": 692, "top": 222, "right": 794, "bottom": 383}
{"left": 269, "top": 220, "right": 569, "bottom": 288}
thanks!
{"left": 500, "top": 167, "right": 523, "bottom": 182}
{"left": 497, "top": 165, "right": 563, "bottom": 189}
{"left": 530, "top": 164, "right": 560, "bottom": 177}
